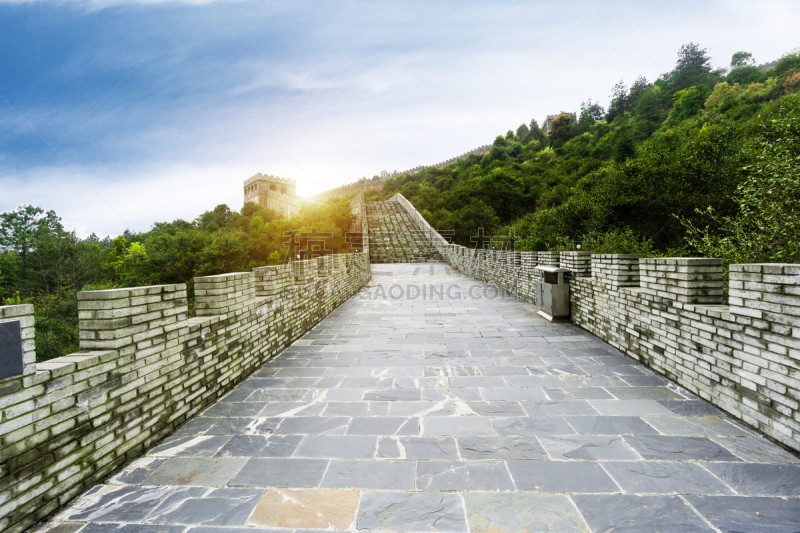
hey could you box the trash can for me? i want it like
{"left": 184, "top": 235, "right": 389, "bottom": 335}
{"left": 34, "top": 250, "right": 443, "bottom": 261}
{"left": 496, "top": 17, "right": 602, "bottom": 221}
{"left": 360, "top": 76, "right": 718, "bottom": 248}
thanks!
{"left": 534, "top": 265, "right": 570, "bottom": 321}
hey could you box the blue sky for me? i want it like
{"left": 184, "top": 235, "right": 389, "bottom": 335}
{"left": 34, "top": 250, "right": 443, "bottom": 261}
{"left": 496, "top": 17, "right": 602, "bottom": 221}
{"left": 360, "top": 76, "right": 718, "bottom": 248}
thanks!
{"left": 1, "top": 0, "right": 798, "bottom": 237}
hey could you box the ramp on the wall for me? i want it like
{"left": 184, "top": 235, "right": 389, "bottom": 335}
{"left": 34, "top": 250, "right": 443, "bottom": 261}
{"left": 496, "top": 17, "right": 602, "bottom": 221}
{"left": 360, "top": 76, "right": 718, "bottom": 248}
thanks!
{"left": 366, "top": 201, "right": 442, "bottom": 263}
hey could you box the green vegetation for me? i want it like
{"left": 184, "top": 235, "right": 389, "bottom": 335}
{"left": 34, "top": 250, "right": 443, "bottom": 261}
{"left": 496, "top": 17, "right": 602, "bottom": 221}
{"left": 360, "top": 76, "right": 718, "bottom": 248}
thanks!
{"left": 0, "top": 200, "right": 354, "bottom": 361}
{"left": 364, "top": 44, "right": 800, "bottom": 264}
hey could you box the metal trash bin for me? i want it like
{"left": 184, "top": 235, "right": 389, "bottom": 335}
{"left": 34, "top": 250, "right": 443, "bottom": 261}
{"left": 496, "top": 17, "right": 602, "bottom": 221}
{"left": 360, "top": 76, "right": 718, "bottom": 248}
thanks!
{"left": 534, "top": 265, "right": 570, "bottom": 321}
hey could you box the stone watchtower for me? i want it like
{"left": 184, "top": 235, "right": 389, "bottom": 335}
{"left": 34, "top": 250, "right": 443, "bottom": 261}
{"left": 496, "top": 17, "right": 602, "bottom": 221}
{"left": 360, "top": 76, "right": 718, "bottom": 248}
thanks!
{"left": 243, "top": 173, "right": 300, "bottom": 218}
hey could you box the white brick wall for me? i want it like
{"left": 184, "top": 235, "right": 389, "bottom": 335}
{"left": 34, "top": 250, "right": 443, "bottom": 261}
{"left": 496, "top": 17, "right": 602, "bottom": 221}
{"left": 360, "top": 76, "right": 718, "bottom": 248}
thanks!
{"left": 571, "top": 261, "right": 800, "bottom": 451}
{"left": 0, "top": 253, "right": 370, "bottom": 533}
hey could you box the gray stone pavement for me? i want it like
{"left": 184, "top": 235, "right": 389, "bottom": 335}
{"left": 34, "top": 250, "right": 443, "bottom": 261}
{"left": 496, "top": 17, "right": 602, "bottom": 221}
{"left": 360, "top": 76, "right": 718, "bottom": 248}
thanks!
{"left": 43, "top": 264, "right": 800, "bottom": 533}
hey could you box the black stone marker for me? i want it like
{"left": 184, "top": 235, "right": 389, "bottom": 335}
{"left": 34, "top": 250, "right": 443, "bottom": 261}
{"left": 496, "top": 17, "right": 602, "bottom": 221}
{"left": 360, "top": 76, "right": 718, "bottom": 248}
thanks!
{"left": 0, "top": 320, "right": 24, "bottom": 379}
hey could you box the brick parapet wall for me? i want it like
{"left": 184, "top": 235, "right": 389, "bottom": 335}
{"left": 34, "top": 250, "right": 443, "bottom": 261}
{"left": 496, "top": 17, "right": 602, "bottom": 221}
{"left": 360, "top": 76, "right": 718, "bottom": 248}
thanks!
{"left": 253, "top": 264, "right": 293, "bottom": 300}
{"left": 386, "top": 197, "right": 800, "bottom": 452}
{"left": 728, "top": 263, "right": 799, "bottom": 324}
{"left": 537, "top": 251, "right": 560, "bottom": 267}
{"left": 441, "top": 246, "right": 539, "bottom": 306}
{"left": 592, "top": 253, "right": 642, "bottom": 288}
{"left": 560, "top": 251, "right": 592, "bottom": 278}
{"left": 194, "top": 273, "right": 255, "bottom": 317}
{"left": 311, "top": 179, "right": 387, "bottom": 203}
{"left": 349, "top": 191, "right": 371, "bottom": 259}
{"left": 640, "top": 257, "right": 724, "bottom": 304}
{"left": 0, "top": 252, "right": 370, "bottom": 533}
{"left": 0, "top": 305, "right": 36, "bottom": 376}
{"left": 570, "top": 261, "right": 800, "bottom": 451}
{"left": 77, "top": 284, "right": 189, "bottom": 354}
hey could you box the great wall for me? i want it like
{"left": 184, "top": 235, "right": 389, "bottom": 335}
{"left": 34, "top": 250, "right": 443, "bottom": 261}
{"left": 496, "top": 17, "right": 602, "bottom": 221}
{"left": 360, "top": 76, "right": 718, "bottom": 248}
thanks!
{"left": 1, "top": 193, "right": 799, "bottom": 533}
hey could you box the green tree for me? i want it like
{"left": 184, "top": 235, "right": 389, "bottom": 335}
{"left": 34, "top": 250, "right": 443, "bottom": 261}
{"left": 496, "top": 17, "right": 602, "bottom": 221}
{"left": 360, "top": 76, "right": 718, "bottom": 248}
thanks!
{"left": 143, "top": 228, "right": 209, "bottom": 285}
{"left": 0, "top": 252, "right": 19, "bottom": 298}
{"left": 578, "top": 99, "right": 604, "bottom": 131}
{"left": 0, "top": 205, "right": 65, "bottom": 292}
{"left": 606, "top": 80, "right": 628, "bottom": 122}
{"left": 726, "top": 66, "right": 766, "bottom": 86}
{"left": 627, "top": 76, "right": 651, "bottom": 109}
{"left": 425, "top": 208, "right": 456, "bottom": 234}
{"left": 613, "top": 130, "right": 636, "bottom": 163}
{"left": 242, "top": 202, "right": 279, "bottom": 223}
{"left": 548, "top": 113, "right": 574, "bottom": 146}
{"left": 705, "top": 82, "right": 743, "bottom": 109}
{"left": 773, "top": 49, "right": 800, "bottom": 77}
{"left": 434, "top": 176, "right": 455, "bottom": 192}
{"left": 197, "top": 230, "right": 253, "bottom": 275}
{"left": 633, "top": 84, "right": 669, "bottom": 127}
{"left": 665, "top": 42, "right": 715, "bottom": 93}
{"left": 608, "top": 77, "right": 652, "bottom": 123}
{"left": 28, "top": 227, "right": 104, "bottom": 295}
{"left": 476, "top": 170, "right": 525, "bottom": 221}
{"left": 526, "top": 120, "right": 545, "bottom": 141}
{"left": 482, "top": 142, "right": 509, "bottom": 167}
{"left": 0, "top": 205, "right": 60, "bottom": 261}
{"left": 731, "top": 51, "right": 755, "bottom": 68}
{"left": 453, "top": 200, "right": 500, "bottom": 246}
{"left": 197, "top": 204, "right": 238, "bottom": 232}
{"left": 31, "top": 292, "right": 79, "bottom": 362}
{"left": 118, "top": 242, "right": 149, "bottom": 286}
{"left": 669, "top": 85, "right": 710, "bottom": 122}
{"left": 414, "top": 181, "right": 440, "bottom": 211}
{"left": 103, "top": 236, "right": 129, "bottom": 272}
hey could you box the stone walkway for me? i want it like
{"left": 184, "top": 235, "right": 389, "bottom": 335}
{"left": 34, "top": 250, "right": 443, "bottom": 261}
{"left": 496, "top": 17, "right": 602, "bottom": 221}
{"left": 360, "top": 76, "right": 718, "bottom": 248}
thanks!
{"left": 45, "top": 264, "right": 800, "bottom": 533}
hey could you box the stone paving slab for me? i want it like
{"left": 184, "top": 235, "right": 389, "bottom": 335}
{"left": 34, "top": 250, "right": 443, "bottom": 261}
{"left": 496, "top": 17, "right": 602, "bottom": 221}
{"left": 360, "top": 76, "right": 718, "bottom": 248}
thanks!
{"left": 41, "top": 264, "right": 800, "bottom": 533}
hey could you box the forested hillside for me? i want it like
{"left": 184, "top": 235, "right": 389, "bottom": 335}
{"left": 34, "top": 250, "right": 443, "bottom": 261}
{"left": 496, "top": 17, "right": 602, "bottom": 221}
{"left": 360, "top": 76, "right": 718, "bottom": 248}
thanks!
{"left": 367, "top": 44, "right": 799, "bottom": 263}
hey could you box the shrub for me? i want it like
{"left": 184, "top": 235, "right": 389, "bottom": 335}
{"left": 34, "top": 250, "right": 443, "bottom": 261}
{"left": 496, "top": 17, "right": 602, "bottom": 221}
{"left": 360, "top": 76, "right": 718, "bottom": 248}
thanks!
{"left": 682, "top": 95, "right": 800, "bottom": 264}
{"left": 726, "top": 66, "right": 766, "bottom": 85}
